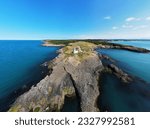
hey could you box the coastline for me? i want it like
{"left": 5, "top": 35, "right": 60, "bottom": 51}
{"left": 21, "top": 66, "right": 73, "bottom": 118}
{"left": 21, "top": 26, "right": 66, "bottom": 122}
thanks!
{"left": 0, "top": 64, "right": 50, "bottom": 111}
{"left": 9, "top": 41, "right": 103, "bottom": 112}
{"left": 43, "top": 39, "right": 150, "bottom": 53}
{"left": 42, "top": 43, "right": 64, "bottom": 47}
{"left": 42, "top": 41, "right": 65, "bottom": 47}
{"left": 8, "top": 40, "right": 150, "bottom": 112}
{"left": 0, "top": 40, "right": 61, "bottom": 112}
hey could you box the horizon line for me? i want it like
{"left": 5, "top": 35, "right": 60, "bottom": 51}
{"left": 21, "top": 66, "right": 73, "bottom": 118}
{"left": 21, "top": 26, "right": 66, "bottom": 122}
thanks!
{"left": 0, "top": 38, "right": 150, "bottom": 41}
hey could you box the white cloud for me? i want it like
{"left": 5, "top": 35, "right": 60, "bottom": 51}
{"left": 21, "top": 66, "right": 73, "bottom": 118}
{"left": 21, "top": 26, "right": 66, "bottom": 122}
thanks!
{"left": 126, "top": 17, "right": 135, "bottom": 22}
{"left": 74, "top": 29, "right": 150, "bottom": 39}
{"left": 122, "top": 23, "right": 148, "bottom": 30}
{"left": 146, "top": 17, "right": 150, "bottom": 21}
{"left": 99, "top": 30, "right": 150, "bottom": 39}
{"left": 104, "top": 16, "right": 111, "bottom": 20}
{"left": 122, "top": 24, "right": 133, "bottom": 29}
{"left": 126, "top": 17, "right": 141, "bottom": 22}
{"left": 133, "top": 25, "right": 148, "bottom": 30}
{"left": 112, "top": 26, "right": 118, "bottom": 30}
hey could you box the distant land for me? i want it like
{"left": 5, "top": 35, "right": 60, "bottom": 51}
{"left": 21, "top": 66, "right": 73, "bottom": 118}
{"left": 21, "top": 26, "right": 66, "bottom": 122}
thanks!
{"left": 0, "top": 39, "right": 150, "bottom": 41}
{"left": 9, "top": 40, "right": 150, "bottom": 112}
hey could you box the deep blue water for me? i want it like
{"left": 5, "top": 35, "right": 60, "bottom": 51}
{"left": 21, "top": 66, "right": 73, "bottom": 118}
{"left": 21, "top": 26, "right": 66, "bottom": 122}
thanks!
{"left": 1, "top": 40, "right": 150, "bottom": 112}
{"left": 61, "top": 97, "right": 81, "bottom": 112}
{"left": 97, "top": 41, "right": 150, "bottom": 112}
{"left": 99, "top": 73, "right": 150, "bottom": 112}
{"left": 0, "top": 40, "right": 60, "bottom": 111}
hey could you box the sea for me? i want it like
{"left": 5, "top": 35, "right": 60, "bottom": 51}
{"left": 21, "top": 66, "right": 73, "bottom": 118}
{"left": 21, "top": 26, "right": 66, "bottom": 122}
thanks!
{"left": 0, "top": 40, "right": 60, "bottom": 111}
{"left": 1, "top": 40, "right": 150, "bottom": 112}
{"left": 97, "top": 41, "right": 150, "bottom": 112}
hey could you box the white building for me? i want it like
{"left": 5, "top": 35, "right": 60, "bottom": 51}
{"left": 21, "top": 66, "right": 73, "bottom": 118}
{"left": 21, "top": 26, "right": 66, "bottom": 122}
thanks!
{"left": 73, "top": 48, "right": 79, "bottom": 54}
{"left": 73, "top": 46, "right": 83, "bottom": 54}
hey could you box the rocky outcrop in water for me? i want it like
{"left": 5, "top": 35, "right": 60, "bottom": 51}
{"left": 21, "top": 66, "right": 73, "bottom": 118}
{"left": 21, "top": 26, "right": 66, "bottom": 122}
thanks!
{"left": 99, "top": 54, "right": 116, "bottom": 63}
{"left": 98, "top": 44, "right": 150, "bottom": 53}
{"left": 99, "top": 53, "right": 132, "bottom": 83}
{"left": 9, "top": 42, "right": 103, "bottom": 112}
{"left": 9, "top": 41, "right": 149, "bottom": 112}
{"left": 107, "top": 64, "right": 132, "bottom": 83}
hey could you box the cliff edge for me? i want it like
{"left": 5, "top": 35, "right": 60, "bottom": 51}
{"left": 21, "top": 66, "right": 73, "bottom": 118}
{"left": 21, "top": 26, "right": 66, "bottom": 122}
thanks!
{"left": 9, "top": 42, "right": 103, "bottom": 112}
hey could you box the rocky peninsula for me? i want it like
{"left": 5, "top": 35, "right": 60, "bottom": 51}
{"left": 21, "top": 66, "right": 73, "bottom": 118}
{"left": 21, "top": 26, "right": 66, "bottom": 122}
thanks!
{"left": 9, "top": 42, "right": 103, "bottom": 112}
{"left": 9, "top": 40, "right": 150, "bottom": 112}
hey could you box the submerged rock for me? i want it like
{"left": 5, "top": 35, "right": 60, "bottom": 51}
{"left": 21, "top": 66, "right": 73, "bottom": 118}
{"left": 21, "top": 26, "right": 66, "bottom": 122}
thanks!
{"left": 105, "top": 64, "right": 133, "bottom": 83}
{"left": 100, "top": 53, "right": 133, "bottom": 83}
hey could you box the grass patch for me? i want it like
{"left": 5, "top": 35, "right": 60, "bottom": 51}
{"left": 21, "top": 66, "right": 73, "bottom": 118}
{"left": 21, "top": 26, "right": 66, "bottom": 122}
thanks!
{"left": 34, "top": 107, "right": 41, "bottom": 112}
{"left": 61, "top": 41, "right": 96, "bottom": 60}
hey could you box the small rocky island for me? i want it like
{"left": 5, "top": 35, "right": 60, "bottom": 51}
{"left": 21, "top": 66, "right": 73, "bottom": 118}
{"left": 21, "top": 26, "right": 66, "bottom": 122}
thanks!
{"left": 9, "top": 40, "right": 150, "bottom": 112}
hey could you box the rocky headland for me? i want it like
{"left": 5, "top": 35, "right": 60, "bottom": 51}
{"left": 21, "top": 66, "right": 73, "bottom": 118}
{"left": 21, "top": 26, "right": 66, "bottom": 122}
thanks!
{"left": 97, "top": 44, "right": 150, "bottom": 53}
{"left": 9, "top": 40, "right": 150, "bottom": 112}
{"left": 9, "top": 42, "right": 103, "bottom": 112}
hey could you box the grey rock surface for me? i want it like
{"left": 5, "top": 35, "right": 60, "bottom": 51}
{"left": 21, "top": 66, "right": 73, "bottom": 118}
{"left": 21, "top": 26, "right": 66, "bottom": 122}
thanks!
{"left": 108, "top": 64, "right": 132, "bottom": 83}
{"left": 9, "top": 47, "right": 103, "bottom": 112}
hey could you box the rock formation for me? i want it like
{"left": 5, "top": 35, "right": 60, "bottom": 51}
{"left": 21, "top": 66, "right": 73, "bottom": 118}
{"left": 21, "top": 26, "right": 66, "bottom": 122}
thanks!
{"left": 9, "top": 42, "right": 103, "bottom": 112}
{"left": 97, "top": 44, "right": 150, "bottom": 53}
{"left": 9, "top": 41, "right": 149, "bottom": 112}
{"left": 107, "top": 64, "right": 132, "bottom": 83}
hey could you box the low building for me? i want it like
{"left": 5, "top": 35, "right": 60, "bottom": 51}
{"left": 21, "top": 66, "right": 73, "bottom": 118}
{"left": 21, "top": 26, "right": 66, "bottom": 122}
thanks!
{"left": 73, "top": 46, "right": 82, "bottom": 54}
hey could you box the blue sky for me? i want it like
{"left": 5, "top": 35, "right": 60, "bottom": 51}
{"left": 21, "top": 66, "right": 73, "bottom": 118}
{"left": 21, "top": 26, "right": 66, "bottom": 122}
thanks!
{"left": 0, "top": 0, "right": 150, "bottom": 39}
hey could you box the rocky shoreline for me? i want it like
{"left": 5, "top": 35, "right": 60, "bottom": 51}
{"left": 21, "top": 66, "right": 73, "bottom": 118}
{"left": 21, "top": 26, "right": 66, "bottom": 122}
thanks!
{"left": 98, "top": 54, "right": 132, "bottom": 83}
{"left": 42, "top": 41, "right": 65, "bottom": 47}
{"left": 9, "top": 41, "right": 150, "bottom": 112}
{"left": 97, "top": 44, "right": 150, "bottom": 53}
{"left": 9, "top": 42, "right": 103, "bottom": 112}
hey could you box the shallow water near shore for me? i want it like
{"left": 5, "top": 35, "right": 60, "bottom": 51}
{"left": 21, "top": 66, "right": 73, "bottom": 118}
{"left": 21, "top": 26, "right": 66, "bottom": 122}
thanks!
{"left": 97, "top": 41, "right": 150, "bottom": 83}
{"left": 113, "top": 40, "right": 150, "bottom": 50}
{"left": 1, "top": 40, "right": 150, "bottom": 112}
{"left": 98, "top": 49, "right": 150, "bottom": 83}
{"left": 0, "top": 40, "right": 61, "bottom": 111}
{"left": 97, "top": 41, "right": 150, "bottom": 111}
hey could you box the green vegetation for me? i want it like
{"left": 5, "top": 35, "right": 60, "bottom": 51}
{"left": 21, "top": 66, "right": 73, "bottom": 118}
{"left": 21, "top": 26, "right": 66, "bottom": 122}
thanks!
{"left": 62, "top": 41, "right": 96, "bottom": 53}
{"left": 85, "top": 40, "right": 124, "bottom": 46}
{"left": 44, "top": 39, "right": 129, "bottom": 47}
{"left": 34, "top": 107, "right": 41, "bottom": 112}
{"left": 8, "top": 105, "right": 21, "bottom": 112}
{"left": 61, "top": 41, "right": 96, "bottom": 61}
{"left": 44, "top": 39, "right": 108, "bottom": 46}
{"left": 44, "top": 40, "right": 78, "bottom": 46}
{"left": 63, "top": 87, "right": 74, "bottom": 96}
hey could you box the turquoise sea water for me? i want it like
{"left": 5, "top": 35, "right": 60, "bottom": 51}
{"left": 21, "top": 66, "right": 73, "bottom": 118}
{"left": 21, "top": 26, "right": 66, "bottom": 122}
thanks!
{"left": 113, "top": 40, "right": 150, "bottom": 50}
{"left": 97, "top": 41, "right": 150, "bottom": 112}
{"left": 98, "top": 49, "right": 150, "bottom": 83}
{"left": 1, "top": 40, "right": 150, "bottom": 112}
{"left": 99, "top": 41, "right": 150, "bottom": 83}
{"left": 0, "top": 40, "right": 60, "bottom": 111}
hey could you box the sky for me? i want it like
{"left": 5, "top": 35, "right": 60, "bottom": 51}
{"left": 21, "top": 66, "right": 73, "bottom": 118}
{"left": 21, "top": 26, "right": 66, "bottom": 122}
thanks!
{"left": 0, "top": 0, "right": 150, "bottom": 39}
